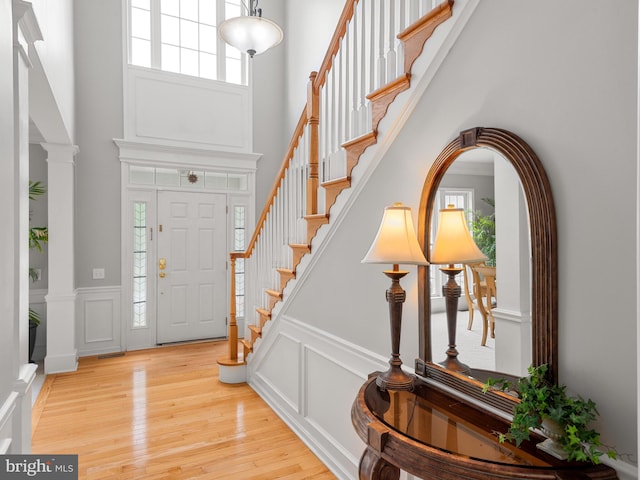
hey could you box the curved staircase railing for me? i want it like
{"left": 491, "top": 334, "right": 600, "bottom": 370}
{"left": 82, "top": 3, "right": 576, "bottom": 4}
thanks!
{"left": 217, "top": 0, "right": 455, "bottom": 371}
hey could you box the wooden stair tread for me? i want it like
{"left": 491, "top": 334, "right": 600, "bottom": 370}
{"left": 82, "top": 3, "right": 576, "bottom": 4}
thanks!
{"left": 248, "top": 325, "right": 262, "bottom": 335}
{"left": 276, "top": 267, "right": 295, "bottom": 274}
{"left": 256, "top": 307, "right": 271, "bottom": 317}
{"left": 323, "top": 176, "right": 352, "bottom": 213}
{"left": 265, "top": 289, "right": 282, "bottom": 299}
{"left": 277, "top": 268, "right": 296, "bottom": 291}
{"left": 322, "top": 176, "right": 351, "bottom": 188}
{"left": 240, "top": 339, "right": 253, "bottom": 353}
{"left": 290, "top": 244, "right": 311, "bottom": 270}
{"left": 304, "top": 214, "right": 330, "bottom": 244}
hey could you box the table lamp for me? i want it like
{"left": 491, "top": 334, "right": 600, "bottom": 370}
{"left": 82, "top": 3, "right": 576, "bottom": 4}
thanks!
{"left": 430, "top": 204, "right": 487, "bottom": 374}
{"left": 362, "top": 202, "right": 428, "bottom": 391}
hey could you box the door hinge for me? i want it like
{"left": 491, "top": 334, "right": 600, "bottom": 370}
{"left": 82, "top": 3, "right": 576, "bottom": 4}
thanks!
{"left": 226, "top": 317, "right": 228, "bottom": 326}
{"left": 159, "top": 224, "right": 163, "bottom": 232}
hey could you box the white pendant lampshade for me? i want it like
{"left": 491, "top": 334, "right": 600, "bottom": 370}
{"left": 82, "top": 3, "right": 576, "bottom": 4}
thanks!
{"left": 431, "top": 205, "right": 487, "bottom": 265}
{"left": 218, "top": 1, "right": 283, "bottom": 58}
{"left": 362, "top": 203, "right": 428, "bottom": 266}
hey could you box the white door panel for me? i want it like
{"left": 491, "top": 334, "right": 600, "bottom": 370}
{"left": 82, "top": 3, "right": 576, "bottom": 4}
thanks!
{"left": 157, "top": 191, "right": 227, "bottom": 343}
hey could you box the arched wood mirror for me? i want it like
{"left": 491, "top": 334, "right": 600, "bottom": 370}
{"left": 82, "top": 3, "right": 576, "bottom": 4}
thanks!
{"left": 416, "top": 127, "right": 557, "bottom": 411}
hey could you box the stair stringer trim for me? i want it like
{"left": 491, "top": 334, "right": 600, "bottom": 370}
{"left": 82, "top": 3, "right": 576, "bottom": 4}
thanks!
{"left": 246, "top": 0, "right": 482, "bottom": 371}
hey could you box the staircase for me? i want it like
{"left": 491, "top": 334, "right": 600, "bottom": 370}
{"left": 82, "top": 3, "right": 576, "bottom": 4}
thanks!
{"left": 217, "top": 0, "right": 460, "bottom": 381}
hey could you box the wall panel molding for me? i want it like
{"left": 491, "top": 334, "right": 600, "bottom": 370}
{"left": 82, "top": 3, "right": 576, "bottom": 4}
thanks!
{"left": 249, "top": 315, "right": 388, "bottom": 480}
{"left": 76, "top": 286, "right": 122, "bottom": 357}
{"left": 124, "top": 66, "right": 252, "bottom": 153}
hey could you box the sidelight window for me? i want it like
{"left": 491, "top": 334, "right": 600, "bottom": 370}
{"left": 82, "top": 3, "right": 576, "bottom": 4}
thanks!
{"left": 233, "top": 205, "right": 246, "bottom": 319}
{"left": 133, "top": 202, "right": 148, "bottom": 328}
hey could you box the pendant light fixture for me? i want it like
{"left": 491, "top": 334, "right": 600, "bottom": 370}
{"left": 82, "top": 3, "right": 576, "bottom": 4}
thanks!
{"left": 218, "top": 0, "right": 283, "bottom": 58}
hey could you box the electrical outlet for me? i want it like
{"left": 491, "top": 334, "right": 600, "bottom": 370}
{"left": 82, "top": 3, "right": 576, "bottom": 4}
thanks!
{"left": 35, "top": 269, "right": 42, "bottom": 281}
{"left": 92, "top": 268, "right": 105, "bottom": 280}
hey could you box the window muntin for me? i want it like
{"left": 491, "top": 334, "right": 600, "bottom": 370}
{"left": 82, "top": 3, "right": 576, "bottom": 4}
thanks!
{"left": 133, "top": 202, "right": 148, "bottom": 328}
{"left": 128, "top": 166, "right": 249, "bottom": 191}
{"left": 129, "top": 0, "right": 246, "bottom": 85}
{"left": 233, "top": 205, "right": 246, "bottom": 318}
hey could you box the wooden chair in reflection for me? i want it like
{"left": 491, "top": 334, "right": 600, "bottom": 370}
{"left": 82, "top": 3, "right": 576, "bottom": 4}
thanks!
{"left": 462, "top": 263, "right": 496, "bottom": 346}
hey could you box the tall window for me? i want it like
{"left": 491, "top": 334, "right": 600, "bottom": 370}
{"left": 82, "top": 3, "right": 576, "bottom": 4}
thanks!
{"left": 129, "top": 0, "right": 247, "bottom": 85}
{"left": 133, "top": 202, "right": 148, "bottom": 328}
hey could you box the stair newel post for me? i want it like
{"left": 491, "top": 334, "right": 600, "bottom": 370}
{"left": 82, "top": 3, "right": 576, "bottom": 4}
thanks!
{"left": 307, "top": 71, "right": 320, "bottom": 217}
{"left": 228, "top": 252, "right": 240, "bottom": 361}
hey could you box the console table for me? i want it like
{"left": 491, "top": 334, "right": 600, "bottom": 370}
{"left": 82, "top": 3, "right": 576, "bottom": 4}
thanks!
{"left": 351, "top": 375, "right": 619, "bottom": 480}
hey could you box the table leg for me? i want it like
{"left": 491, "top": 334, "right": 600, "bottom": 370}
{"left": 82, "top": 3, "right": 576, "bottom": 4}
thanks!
{"left": 359, "top": 447, "right": 400, "bottom": 480}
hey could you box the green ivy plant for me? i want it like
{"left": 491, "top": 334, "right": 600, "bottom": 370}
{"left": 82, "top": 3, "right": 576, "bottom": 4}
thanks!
{"left": 469, "top": 197, "right": 495, "bottom": 266}
{"left": 29, "top": 180, "right": 48, "bottom": 326}
{"left": 483, "top": 364, "right": 617, "bottom": 464}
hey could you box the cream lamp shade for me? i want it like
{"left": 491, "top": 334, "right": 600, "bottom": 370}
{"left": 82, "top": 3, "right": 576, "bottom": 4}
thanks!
{"left": 430, "top": 205, "right": 487, "bottom": 265}
{"left": 362, "top": 203, "right": 428, "bottom": 266}
{"left": 218, "top": 15, "right": 283, "bottom": 58}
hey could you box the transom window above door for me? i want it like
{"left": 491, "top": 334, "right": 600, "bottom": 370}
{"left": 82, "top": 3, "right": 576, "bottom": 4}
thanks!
{"left": 128, "top": 0, "right": 247, "bottom": 85}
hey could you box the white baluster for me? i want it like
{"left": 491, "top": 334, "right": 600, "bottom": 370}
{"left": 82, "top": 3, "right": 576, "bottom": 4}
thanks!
{"left": 368, "top": 0, "right": 375, "bottom": 129}
{"left": 377, "top": 0, "right": 386, "bottom": 88}
{"left": 386, "top": 0, "right": 396, "bottom": 81}
{"left": 344, "top": 27, "right": 351, "bottom": 146}
{"left": 397, "top": 0, "right": 406, "bottom": 77}
{"left": 409, "top": 0, "right": 420, "bottom": 24}
{"left": 351, "top": 12, "right": 359, "bottom": 138}
{"left": 359, "top": 0, "right": 368, "bottom": 136}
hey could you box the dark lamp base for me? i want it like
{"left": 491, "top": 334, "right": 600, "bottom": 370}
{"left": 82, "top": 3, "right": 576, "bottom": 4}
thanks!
{"left": 376, "top": 366, "right": 415, "bottom": 392}
{"left": 439, "top": 354, "right": 471, "bottom": 376}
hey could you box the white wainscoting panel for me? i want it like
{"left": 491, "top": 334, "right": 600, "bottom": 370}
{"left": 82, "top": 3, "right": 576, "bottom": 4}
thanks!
{"left": 255, "top": 333, "right": 301, "bottom": 412}
{"left": 77, "top": 286, "right": 122, "bottom": 357}
{"left": 125, "top": 66, "right": 250, "bottom": 152}
{"left": 249, "top": 315, "right": 388, "bottom": 480}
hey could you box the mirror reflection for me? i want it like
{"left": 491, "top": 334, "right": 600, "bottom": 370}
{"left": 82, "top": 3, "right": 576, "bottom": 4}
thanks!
{"left": 428, "top": 148, "right": 531, "bottom": 378}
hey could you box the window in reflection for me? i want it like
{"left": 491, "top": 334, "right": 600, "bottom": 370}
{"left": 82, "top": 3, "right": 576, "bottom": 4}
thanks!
{"left": 132, "top": 368, "right": 148, "bottom": 458}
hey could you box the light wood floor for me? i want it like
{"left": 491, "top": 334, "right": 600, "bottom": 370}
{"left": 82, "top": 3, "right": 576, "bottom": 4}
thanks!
{"left": 32, "top": 341, "right": 336, "bottom": 480}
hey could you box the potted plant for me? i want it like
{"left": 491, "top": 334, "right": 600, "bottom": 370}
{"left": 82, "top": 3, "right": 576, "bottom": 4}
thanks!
{"left": 483, "top": 364, "right": 617, "bottom": 464}
{"left": 29, "top": 180, "right": 48, "bottom": 362}
{"left": 469, "top": 197, "right": 495, "bottom": 266}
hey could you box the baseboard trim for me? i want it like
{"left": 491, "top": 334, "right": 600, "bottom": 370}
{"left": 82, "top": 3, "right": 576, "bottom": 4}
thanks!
{"left": 45, "top": 351, "right": 78, "bottom": 374}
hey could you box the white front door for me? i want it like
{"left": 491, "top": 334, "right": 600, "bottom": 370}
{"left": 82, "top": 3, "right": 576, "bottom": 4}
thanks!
{"left": 157, "top": 191, "right": 227, "bottom": 343}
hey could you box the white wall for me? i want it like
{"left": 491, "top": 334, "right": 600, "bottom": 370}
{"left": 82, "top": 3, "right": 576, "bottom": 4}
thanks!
{"left": 283, "top": 0, "right": 344, "bottom": 136}
{"left": 73, "top": 0, "right": 123, "bottom": 288}
{"left": 258, "top": 0, "right": 638, "bottom": 475}
{"left": 31, "top": 0, "right": 75, "bottom": 143}
{"left": 252, "top": 0, "right": 286, "bottom": 209}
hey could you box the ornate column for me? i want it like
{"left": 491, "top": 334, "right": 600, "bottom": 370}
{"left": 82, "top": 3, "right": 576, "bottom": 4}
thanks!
{"left": 43, "top": 142, "right": 79, "bottom": 374}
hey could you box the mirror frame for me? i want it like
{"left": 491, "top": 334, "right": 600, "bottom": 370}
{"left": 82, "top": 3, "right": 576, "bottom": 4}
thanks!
{"left": 416, "top": 127, "right": 558, "bottom": 407}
